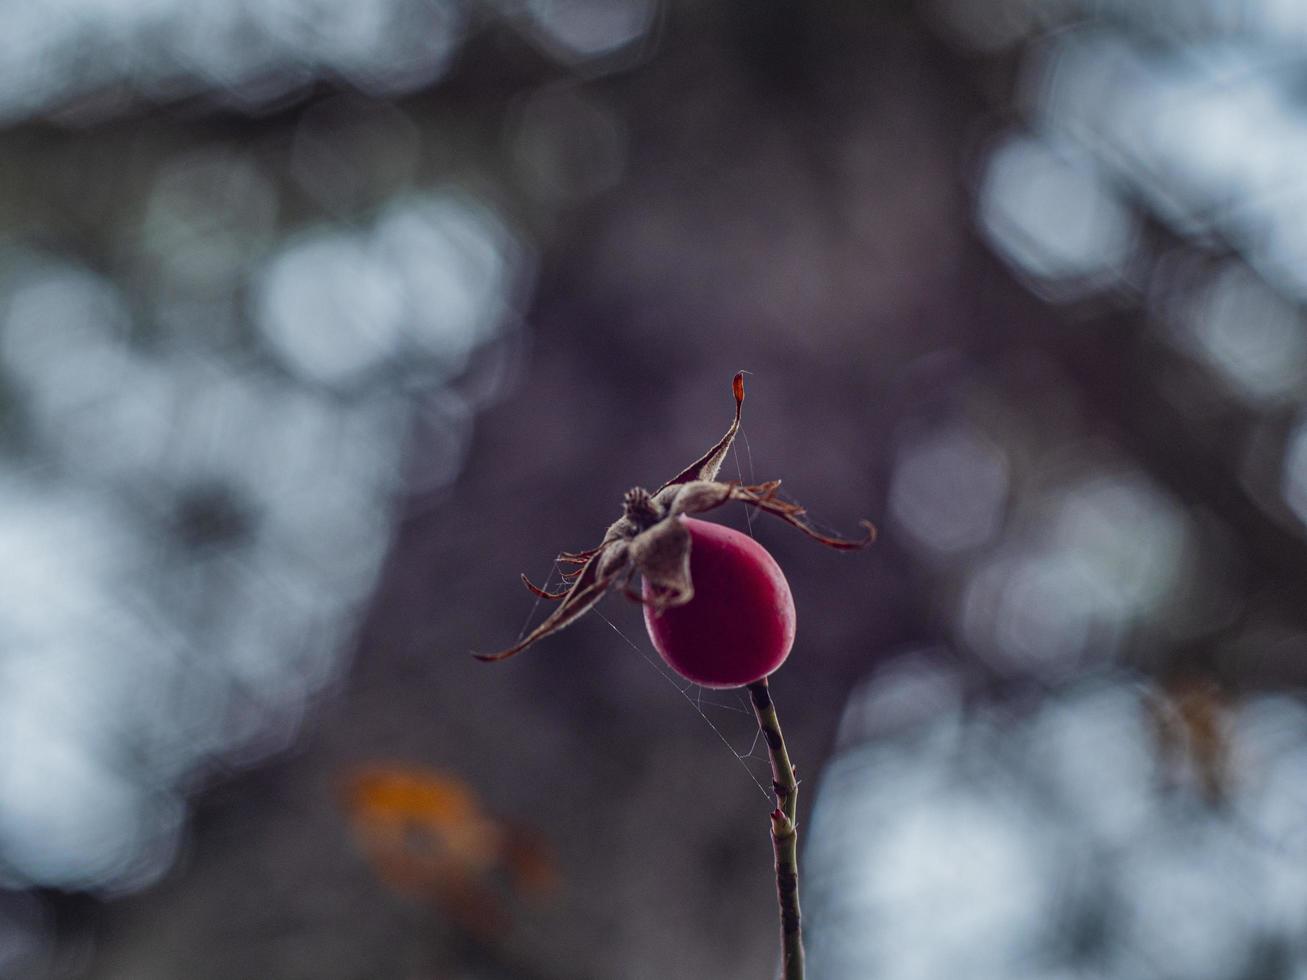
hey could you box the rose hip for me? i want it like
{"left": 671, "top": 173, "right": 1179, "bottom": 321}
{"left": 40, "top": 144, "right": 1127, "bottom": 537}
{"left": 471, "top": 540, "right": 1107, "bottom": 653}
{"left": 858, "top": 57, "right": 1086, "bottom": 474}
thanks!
{"left": 643, "top": 517, "right": 796, "bottom": 689}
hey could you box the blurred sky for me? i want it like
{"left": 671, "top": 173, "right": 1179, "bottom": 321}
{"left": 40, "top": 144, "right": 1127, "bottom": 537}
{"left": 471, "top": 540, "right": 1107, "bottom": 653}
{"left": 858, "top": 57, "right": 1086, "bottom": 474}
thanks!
{"left": 4, "top": 1, "right": 1307, "bottom": 978}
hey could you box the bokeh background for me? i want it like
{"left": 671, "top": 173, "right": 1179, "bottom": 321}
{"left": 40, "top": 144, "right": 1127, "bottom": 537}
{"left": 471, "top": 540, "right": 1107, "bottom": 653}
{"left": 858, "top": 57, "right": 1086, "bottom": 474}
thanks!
{"left": 4, "top": 0, "right": 1307, "bottom": 977}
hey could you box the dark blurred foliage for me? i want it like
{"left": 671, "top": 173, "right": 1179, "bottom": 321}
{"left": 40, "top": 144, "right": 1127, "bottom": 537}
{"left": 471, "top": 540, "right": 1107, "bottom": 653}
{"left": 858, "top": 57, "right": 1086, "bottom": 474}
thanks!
{"left": 3, "top": 1, "right": 1307, "bottom": 978}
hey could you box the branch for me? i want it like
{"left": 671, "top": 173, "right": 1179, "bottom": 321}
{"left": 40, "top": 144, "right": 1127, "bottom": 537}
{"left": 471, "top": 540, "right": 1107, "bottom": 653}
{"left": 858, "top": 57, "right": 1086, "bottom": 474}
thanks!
{"left": 748, "top": 678, "right": 804, "bottom": 980}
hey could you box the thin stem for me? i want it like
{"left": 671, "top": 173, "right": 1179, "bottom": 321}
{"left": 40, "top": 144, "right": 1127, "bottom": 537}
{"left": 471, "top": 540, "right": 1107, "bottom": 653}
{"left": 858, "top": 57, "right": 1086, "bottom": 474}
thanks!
{"left": 748, "top": 677, "right": 804, "bottom": 980}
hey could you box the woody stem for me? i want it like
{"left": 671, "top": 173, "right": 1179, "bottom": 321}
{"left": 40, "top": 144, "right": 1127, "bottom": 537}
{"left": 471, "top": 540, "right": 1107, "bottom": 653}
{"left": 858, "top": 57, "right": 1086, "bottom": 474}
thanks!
{"left": 748, "top": 677, "right": 804, "bottom": 980}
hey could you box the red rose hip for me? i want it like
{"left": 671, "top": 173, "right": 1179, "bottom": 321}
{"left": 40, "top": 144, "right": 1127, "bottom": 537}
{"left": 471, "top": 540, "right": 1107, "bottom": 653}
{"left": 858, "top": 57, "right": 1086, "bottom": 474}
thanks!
{"left": 643, "top": 517, "right": 797, "bottom": 688}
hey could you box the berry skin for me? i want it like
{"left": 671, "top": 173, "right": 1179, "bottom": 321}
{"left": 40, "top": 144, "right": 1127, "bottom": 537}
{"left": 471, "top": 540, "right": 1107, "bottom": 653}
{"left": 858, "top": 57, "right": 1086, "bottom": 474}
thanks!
{"left": 643, "top": 517, "right": 797, "bottom": 688}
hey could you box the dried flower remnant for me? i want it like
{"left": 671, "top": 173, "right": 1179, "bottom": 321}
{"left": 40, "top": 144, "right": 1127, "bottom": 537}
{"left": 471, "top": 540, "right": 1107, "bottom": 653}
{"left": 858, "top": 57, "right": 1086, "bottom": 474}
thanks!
{"left": 341, "top": 764, "right": 556, "bottom": 935}
{"left": 478, "top": 373, "right": 875, "bottom": 663}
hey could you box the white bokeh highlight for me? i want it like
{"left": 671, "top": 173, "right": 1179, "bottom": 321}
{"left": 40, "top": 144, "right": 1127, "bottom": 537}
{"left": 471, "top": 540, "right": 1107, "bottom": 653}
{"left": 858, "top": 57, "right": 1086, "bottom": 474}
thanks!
{"left": 889, "top": 424, "right": 1009, "bottom": 555}
{"left": 978, "top": 134, "right": 1137, "bottom": 295}
{"left": 809, "top": 669, "right": 1307, "bottom": 977}
{"left": 0, "top": 190, "right": 524, "bottom": 891}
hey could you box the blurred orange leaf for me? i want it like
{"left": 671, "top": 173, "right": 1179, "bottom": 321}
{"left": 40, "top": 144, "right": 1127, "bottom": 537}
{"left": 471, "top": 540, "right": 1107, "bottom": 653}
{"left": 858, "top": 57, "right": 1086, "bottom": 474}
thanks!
{"left": 1145, "top": 675, "right": 1233, "bottom": 805}
{"left": 340, "top": 763, "right": 557, "bottom": 935}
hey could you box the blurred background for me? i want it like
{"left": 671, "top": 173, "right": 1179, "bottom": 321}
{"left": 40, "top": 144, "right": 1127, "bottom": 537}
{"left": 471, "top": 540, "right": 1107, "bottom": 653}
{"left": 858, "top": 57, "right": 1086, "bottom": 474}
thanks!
{"left": 3, "top": 0, "right": 1307, "bottom": 977}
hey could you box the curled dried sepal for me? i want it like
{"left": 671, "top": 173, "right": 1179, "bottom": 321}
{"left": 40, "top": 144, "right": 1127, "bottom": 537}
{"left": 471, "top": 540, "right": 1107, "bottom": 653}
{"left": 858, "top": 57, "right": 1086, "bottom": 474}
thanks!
{"left": 721, "top": 482, "right": 876, "bottom": 551}
{"left": 520, "top": 574, "right": 567, "bottom": 601}
{"left": 664, "top": 479, "right": 875, "bottom": 550}
{"left": 478, "top": 373, "right": 873, "bottom": 662}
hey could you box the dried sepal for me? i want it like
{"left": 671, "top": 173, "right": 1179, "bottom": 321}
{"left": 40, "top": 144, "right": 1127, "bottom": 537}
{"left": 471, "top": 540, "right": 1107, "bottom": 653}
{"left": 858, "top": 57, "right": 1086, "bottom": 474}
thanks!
{"left": 476, "top": 542, "right": 632, "bottom": 661}
{"left": 662, "top": 479, "right": 733, "bottom": 515}
{"left": 627, "top": 515, "right": 693, "bottom": 613}
{"left": 655, "top": 371, "right": 745, "bottom": 491}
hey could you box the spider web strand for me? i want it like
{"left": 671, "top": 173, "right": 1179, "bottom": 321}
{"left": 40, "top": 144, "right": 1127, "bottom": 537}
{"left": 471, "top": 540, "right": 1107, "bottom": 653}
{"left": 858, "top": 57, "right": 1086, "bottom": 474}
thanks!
{"left": 594, "top": 611, "right": 772, "bottom": 801}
